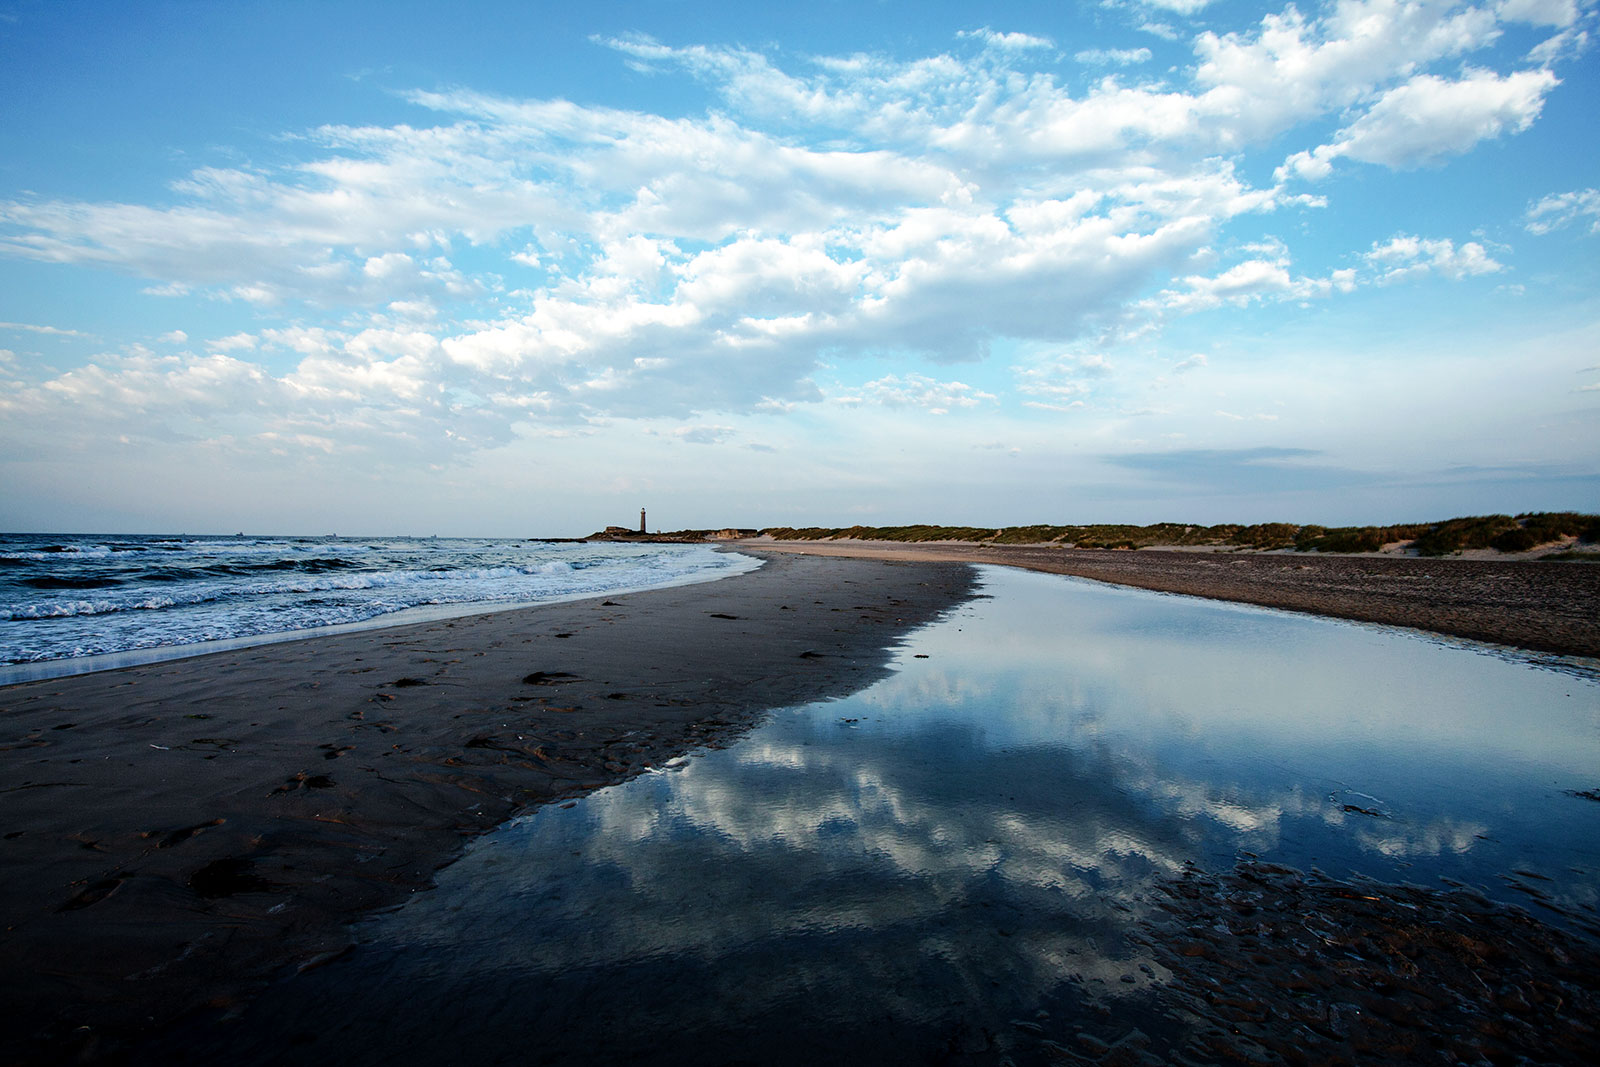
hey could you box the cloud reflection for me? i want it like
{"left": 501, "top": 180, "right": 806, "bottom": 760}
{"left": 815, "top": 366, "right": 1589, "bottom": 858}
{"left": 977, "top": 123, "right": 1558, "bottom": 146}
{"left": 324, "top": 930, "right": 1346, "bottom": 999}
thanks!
{"left": 213, "top": 566, "right": 1598, "bottom": 1065}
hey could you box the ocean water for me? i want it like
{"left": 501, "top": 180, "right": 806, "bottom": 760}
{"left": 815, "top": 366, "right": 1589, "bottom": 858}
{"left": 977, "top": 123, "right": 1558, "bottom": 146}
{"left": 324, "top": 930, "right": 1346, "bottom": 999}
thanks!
{"left": 0, "top": 533, "right": 759, "bottom": 677}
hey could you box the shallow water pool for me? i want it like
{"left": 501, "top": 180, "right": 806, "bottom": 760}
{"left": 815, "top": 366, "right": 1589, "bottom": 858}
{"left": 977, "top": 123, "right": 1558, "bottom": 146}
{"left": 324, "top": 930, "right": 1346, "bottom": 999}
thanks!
{"left": 196, "top": 566, "right": 1600, "bottom": 1064}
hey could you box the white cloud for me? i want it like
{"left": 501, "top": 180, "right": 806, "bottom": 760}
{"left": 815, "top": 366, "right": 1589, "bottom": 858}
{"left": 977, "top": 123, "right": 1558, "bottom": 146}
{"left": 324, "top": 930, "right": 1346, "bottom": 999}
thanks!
{"left": 958, "top": 27, "right": 1055, "bottom": 50}
{"left": 1527, "top": 25, "right": 1590, "bottom": 62}
{"left": 206, "top": 332, "right": 258, "bottom": 352}
{"left": 1497, "top": 0, "right": 1580, "bottom": 27}
{"left": 2, "top": 352, "right": 277, "bottom": 439}
{"left": 1157, "top": 257, "right": 1302, "bottom": 312}
{"left": 0, "top": 6, "right": 1578, "bottom": 469}
{"left": 1278, "top": 67, "right": 1557, "bottom": 180}
{"left": 0, "top": 320, "right": 90, "bottom": 337}
{"left": 856, "top": 373, "right": 997, "bottom": 414}
{"left": 1014, "top": 353, "right": 1117, "bottom": 411}
{"left": 1339, "top": 68, "right": 1554, "bottom": 167}
{"left": 1136, "top": 0, "right": 1214, "bottom": 14}
{"left": 1526, "top": 187, "right": 1600, "bottom": 234}
{"left": 1192, "top": 0, "right": 1504, "bottom": 144}
{"left": 1365, "top": 234, "right": 1504, "bottom": 280}
{"left": 1075, "top": 47, "right": 1154, "bottom": 65}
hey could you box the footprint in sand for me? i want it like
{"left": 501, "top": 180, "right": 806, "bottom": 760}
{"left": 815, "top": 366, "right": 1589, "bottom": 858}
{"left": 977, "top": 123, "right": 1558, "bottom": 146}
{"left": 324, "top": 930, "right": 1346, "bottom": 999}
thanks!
{"left": 269, "top": 772, "right": 336, "bottom": 796}
{"left": 58, "top": 877, "right": 124, "bottom": 912}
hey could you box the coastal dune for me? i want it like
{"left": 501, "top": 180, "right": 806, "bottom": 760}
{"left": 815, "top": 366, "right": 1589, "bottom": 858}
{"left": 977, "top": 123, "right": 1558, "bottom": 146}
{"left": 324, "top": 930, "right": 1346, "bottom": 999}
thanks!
{"left": 0, "top": 552, "right": 975, "bottom": 1063}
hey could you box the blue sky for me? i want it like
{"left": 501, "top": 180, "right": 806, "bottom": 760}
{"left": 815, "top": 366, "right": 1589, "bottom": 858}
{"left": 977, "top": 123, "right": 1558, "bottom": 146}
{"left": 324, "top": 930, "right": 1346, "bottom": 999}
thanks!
{"left": 2, "top": 0, "right": 1596, "bottom": 536}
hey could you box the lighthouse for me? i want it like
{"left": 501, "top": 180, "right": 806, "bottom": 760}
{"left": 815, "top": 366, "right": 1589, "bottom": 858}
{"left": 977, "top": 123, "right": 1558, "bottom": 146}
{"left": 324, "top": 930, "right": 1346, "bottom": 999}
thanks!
{"left": 639, "top": 508, "right": 647, "bottom": 534}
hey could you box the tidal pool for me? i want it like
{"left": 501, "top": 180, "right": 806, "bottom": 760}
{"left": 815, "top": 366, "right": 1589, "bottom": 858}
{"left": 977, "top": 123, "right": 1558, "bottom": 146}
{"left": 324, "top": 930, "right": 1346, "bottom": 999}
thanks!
{"left": 196, "top": 566, "right": 1600, "bottom": 1064}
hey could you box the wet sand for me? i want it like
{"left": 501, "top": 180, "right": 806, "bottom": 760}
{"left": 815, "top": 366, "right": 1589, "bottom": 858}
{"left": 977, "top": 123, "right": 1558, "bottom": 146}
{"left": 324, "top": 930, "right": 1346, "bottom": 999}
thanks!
{"left": 739, "top": 539, "right": 1600, "bottom": 660}
{"left": 1131, "top": 861, "right": 1600, "bottom": 1065}
{"left": 6, "top": 543, "right": 1598, "bottom": 1064}
{"left": 0, "top": 552, "right": 976, "bottom": 1065}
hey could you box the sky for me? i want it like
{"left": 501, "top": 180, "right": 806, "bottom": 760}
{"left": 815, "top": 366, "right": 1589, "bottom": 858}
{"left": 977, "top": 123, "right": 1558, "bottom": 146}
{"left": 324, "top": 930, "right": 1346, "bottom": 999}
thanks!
{"left": 1, "top": 0, "right": 1596, "bottom": 536}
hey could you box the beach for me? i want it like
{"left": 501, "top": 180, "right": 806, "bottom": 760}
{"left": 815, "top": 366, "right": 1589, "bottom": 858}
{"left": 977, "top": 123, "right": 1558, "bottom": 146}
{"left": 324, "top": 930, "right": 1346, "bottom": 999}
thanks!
{"left": 0, "top": 552, "right": 975, "bottom": 1063}
{"left": 739, "top": 538, "right": 1600, "bottom": 660}
{"left": 3, "top": 543, "right": 1597, "bottom": 1063}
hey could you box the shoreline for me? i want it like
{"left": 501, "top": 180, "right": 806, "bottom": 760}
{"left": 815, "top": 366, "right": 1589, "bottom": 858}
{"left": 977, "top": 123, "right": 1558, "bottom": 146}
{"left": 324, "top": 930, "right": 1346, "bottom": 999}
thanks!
{"left": 0, "top": 552, "right": 977, "bottom": 1064}
{"left": 0, "top": 561, "right": 765, "bottom": 688}
{"left": 737, "top": 538, "right": 1600, "bottom": 661}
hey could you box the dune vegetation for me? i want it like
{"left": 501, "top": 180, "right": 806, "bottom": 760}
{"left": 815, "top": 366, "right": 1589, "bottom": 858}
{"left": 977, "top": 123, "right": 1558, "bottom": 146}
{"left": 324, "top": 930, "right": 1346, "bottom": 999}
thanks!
{"left": 756, "top": 513, "right": 1600, "bottom": 557}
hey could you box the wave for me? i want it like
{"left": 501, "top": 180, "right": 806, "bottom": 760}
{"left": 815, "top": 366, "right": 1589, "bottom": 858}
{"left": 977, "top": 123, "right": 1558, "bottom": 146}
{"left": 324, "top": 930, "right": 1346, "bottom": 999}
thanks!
{"left": 5, "top": 559, "right": 730, "bottom": 622}
{"left": 136, "top": 557, "right": 365, "bottom": 581}
{"left": 21, "top": 576, "right": 123, "bottom": 590}
{"left": 1, "top": 540, "right": 760, "bottom": 664}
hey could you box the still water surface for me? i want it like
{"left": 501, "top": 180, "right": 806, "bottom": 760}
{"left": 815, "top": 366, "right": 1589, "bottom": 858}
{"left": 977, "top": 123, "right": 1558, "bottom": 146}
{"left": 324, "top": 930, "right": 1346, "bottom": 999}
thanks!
{"left": 210, "top": 567, "right": 1600, "bottom": 1064}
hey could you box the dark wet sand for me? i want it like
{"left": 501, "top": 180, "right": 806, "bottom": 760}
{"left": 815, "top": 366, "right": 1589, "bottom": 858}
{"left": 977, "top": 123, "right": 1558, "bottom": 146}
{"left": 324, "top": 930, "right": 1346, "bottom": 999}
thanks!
{"left": 0, "top": 552, "right": 976, "bottom": 1065}
{"left": 740, "top": 539, "right": 1600, "bottom": 660}
{"left": 1130, "top": 861, "right": 1600, "bottom": 1065}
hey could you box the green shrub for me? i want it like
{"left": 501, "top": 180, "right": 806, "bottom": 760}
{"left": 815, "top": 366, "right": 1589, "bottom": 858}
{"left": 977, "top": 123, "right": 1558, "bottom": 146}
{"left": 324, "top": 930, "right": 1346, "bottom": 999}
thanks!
{"left": 1517, "top": 512, "right": 1599, "bottom": 545}
{"left": 1228, "top": 523, "right": 1300, "bottom": 550}
{"left": 991, "top": 525, "right": 1072, "bottom": 544}
{"left": 763, "top": 513, "right": 1598, "bottom": 553}
{"left": 1414, "top": 515, "right": 1518, "bottom": 556}
{"left": 1490, "top": 527, "right": 1538, "bottom": 552}
{"left": 1294, "top": 524, "right": 1427, "bottom": 553}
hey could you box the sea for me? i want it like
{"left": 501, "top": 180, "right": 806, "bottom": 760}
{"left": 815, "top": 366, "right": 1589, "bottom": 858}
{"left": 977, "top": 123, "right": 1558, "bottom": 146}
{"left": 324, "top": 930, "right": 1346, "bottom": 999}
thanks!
{"left": 0, "top": 533, "right": 759, "bottom": 681}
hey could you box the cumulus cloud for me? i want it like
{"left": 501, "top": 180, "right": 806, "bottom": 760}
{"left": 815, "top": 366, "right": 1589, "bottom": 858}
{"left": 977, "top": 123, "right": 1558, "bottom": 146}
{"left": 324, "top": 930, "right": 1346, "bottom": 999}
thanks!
{"left": 1277, "top": 67, "right": 1558, "bottom": 180}
{"left": 1075, "top": 47, "right": 1154, "bottom": 65}
{"left": 1526, "top": 24, "right": 1590, "bottom": 62}
{"left": 1192, "top": 1, "right": 1505, "bottom": 144}
{"left": 852, "top": 373, "right": 997, "bottom": 414}
{"left": 0, "top": 3, "right": 1577, "bottom": 463}
{"left": 1498, "top": 0, "right": 1580, "bottom": 27}
{"left": 1364, "top": 234, "right": 1504, "bottom": 280}
{"left": 1136, "top": 0, "right": 1215, "bottom": 14}
{"left": 957, "top": 27, "right": 1055, "bottom": 50}
{"left": 206, "top": 332, "right": 258, "bottom": 353}
{"left": 1526, "top": 188, "right": 1600, "bottom": 234}
{"left": 1156, "top": 258, "right": 1303, "bottom": 311}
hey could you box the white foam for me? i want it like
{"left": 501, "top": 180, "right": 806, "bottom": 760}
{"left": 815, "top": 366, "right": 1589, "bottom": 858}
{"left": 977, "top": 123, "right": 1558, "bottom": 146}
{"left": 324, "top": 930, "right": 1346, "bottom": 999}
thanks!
{"left": 0, "top": 539, "right": 762, "bottom": 677}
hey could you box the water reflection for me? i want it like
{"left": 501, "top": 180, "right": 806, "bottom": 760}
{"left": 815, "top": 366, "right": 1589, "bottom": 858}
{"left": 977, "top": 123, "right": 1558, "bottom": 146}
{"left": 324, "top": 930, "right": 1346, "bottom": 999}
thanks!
{"left": 205, "top": 567, "right": 1600, "bottom": 1064}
